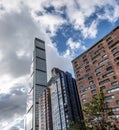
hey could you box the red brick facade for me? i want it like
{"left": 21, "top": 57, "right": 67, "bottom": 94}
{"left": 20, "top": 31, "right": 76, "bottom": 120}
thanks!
{"left": 72, "top": 26, "right": 119, "bottom": 128}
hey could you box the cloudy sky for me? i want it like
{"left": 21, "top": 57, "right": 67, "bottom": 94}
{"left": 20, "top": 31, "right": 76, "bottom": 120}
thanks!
{"left": 0, "top": 0, "right": 119, "bottom": 129}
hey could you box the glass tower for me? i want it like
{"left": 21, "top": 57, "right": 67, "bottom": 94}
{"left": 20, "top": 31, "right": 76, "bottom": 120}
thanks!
{"left": 25, "top": 38, "right": 47, "bottom": 130}
{"left": 48, "top": 68, "right": 84, "bottom": 130}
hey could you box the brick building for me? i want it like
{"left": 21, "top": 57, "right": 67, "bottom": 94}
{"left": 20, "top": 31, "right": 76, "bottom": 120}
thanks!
{"left": 72, "top": 26, "right": 119, "bottom": 128}
{"left": 39, "top": 88, "right": 53, "bottom": 130}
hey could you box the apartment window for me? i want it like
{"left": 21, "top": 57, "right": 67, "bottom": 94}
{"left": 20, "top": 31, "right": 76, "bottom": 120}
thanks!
{"left": 78, "top": 77, "right": 83, "bottom": 81}
{"left": 100, "top": 86, "right": 106, "bottom": 90}
{"left": 90, "top": 85, "right": 96, "bottom": 89}
{"left": 79, "top": 86, "right": 83, "bottom": 89}
{"left": 98, "top": 58, "right": 109, "bottom": 66}
{"left": 74, "top": 61, "right": 77, "bottom": 64}
{"left": 102, "top": 54, "right": 107, "bottom": 59}
{"left": 96, "top": 72, "right": 101, "bottom": 76}
{"left": 92, "top": 53, "right": 100, "bottom": 60}
{"left": 89, "top": 81, "right": 94, "bottom": 85}
{"left": 82, "top": 55, "right": 87, "bottom": 59}
{"left": 104, "top": 95, "right": 114, "bottom": 100}
{"left": 107, "top": 40, "right": 113, "bottom": 45}
{"left": 102, "top": 71, "right": 114, "bottom": 78}
{"left": 106, "top": 36, "right": 112, "bottom": 42}
{"left": 79, "top": 81, "right": 83, "bottom": 85}
{"left": 91, "top": 89, "right": 97, "bottom": 94}
{"left": 95, "top": 65, "right": 105, "bottom": 72}
{"left": 82, "top": 99, "right": 86, "bottom": 102}
{"left": 93, "top": 60, "right": 97, "bottom": 64}
{"left": 99, "top": 78, "right": 110, "bottom": 85}
{"left": 116, "top": 100, "right": 119, "bottom": 105}
{"left": 86, "top": 68, "right": 90, "bottom": 72}
{"left": 105, "top": 102, "right": 110, "bottom": 106}
{"left": 113, "top": 76, "right": 117, "bottom": 79}
{"left": 109, "top": 41, "right": 119, "bottom": 49}
{"left": 106, "top": 66, "right": 113, "bottom": 71}
{"left": 112, "top": 108, "right": 119, "bottom": 112}
{"left": 107, "top": 87, "right": 119, "bottom": 93}
{"left": 88, "top": 76, "right": 93, "bottom": 80}
{"left": 113, "top": 51, "right": 119, "bottom": 57}
{"left": 98, "top": 44, "right": 103, "bottom": 48}
{"left": 111, "top": 81, "right": 118, "bottom": 86}
{"left": 81, "top": 94, "right": 86, "bottom": 98}
{"left": 112, "top": 48, "right": 117, "bottom": 53}
{"left": 85, "top": 65, "right": 89, "bottom": 69}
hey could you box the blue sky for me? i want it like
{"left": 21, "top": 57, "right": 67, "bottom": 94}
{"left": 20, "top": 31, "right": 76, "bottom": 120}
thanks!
{"left": 0, "top": 0, "right": 119, "bottom": 129}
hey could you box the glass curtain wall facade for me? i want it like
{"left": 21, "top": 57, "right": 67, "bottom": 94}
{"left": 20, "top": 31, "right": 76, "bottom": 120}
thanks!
{"left": 48, "top": 68, "right": 84, "bottom": 130}
{"left": 25, "top": 38, "right": 47, "bottom": 130}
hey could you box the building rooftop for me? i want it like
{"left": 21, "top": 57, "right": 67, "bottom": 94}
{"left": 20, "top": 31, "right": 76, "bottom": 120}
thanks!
{"left": 72, "top": 25, "right": 119, "bottom": 62}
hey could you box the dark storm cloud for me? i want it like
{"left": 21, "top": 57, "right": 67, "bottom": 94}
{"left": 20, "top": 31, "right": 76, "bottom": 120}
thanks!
{"left": 0, "top": 84, "right": 26, "bottom": 122}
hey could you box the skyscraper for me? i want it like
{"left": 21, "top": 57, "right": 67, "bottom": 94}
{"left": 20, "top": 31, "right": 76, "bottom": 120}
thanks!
{"left": 48, "top": 68, "right": 84, "bottom": 130}
{"left": 25, "top": 38, "right": 47, "bottom": 130}
{"left": 72, "top": 26, "right": 119, "bottom": 128}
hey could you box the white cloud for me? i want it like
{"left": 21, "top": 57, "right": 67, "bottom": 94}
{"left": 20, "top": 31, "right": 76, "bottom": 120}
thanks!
{"left": 67, "top": 38, "right": 81, "bottom": 50}
{"left": 81, "top": 20, "right": 98, "bottom": 39}
{"left": 36, "top": 13, "right": 66, "bottom": 36}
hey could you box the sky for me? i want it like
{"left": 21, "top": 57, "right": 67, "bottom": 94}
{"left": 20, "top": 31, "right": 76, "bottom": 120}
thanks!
{"left": 0, "top": 0, "right": 119, "bottom": 129}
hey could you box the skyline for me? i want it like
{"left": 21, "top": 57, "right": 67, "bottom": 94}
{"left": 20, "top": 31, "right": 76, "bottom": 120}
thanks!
{"left": 0, "top": 0, "right": 119, "bottom": 129}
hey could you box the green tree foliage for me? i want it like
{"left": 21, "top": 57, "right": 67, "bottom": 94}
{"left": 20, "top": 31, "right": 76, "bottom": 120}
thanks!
{"left": 83, "top": 90, "right": 118, "bottom": 130}
{"left": 67, "top": 119, "right": 85, "bottom": 130}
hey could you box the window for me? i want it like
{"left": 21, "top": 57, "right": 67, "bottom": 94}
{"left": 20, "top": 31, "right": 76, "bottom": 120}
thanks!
{"left": 81, "top": 94, "right": 86, "bottom": 98}
{"left": 102, "top": 54, "right": 107, "bottom": 59}
{"left": 100, "top": 86, "right": 106, "bottom": 90}
{"left": 99, "top": 79, "right": 110, "bottom": 85}
{"left": 98, "top": 58, "right": 109, "bottom": 66}
{"left": 107, "top": 40, "right": 113, "bottom": 45}
{"left": 93, "top": 60, "right": 97, "bottom": 64}
{"left": 106, "top": 66, "right": 113, "bottom": 71}
{"left": 104, "top": 95, "right": 114, "bottom": 100}
{"left": 95, "top": 65, "right": 105, "bottom": 72}
{"left": 78, "top": 81, "right": 83, "bottom": 85}
{"left": 105, "top": 102, "right": 110, "bottom": 106}
{"left": 85, "top": 65, "right": 89, "bottom": 69}
{"left": 111, "top": 81, "right": 118, "bottom": 86}
{"left": 111, "top": 48, "right": 117, "bottom": 53}
{"left": 109, "top": 41, "right": 119, "bottom": 49}
{"left": 112, "top": 108, "right": 119, "bottom": 112}
{"left": 91, "top": 53, "right": 100, "bottom": 61}
{"left": 113, "top": 51, "right": 119, "bottom": 57}
{"left": 102, "top": 71, "right": 114, "bottom": 78}
{"left": 89, "top": 81, "right": 94, "bottom": 85}
{"left": 107, "top": 87, "right": 119, "bottom": 93}
{"left": 88, "top": 76, "right": 93, "bottom": 80}
{"left": 86, "top": 69, "right": 90, "bottom": 72}
{"left": 79, "top": 86, "right": 83, "bottom": 89}
{"left": 96, "top": 72, "right": 101, "bottom": 76}
{"left": 113, "top": 76, "right": 116, "bottom": 79}
{"left": 82, "top": 99, "right": 86, "bottom": 102}
{"left": 116, "top": 100, "right": 119, "bottom": 105}
{"left": 91, "top": 89, "right": 97, "bottom": 94}
{"left": 106, "top": 36, "right": 112, "bottom": 42}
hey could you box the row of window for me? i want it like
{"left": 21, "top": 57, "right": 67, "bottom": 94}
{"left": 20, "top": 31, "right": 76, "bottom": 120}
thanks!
{"left": 80, "top": 85, "right": 96, "bottom": 93}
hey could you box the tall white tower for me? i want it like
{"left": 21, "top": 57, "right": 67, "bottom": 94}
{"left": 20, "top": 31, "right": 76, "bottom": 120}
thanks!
{"left": 25, "top": 38, "right": 47, "bottom": 130}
